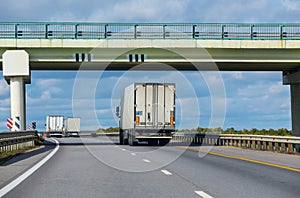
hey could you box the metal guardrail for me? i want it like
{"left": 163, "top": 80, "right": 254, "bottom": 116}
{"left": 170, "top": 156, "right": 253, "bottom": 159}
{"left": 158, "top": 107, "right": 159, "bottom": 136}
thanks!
{"left": 0, "top": 22, "right": 300, "bottom": 40}
{"left": 0, "top": 131, "right": 39, "bottom": 153}
{"left": 172, "top": 133, "right": 300, "bottom": 153}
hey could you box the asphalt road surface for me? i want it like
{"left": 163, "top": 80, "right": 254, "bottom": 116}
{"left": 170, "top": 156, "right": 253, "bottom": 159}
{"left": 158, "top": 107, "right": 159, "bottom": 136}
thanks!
{"left": 1, "top": 136, "right": 300, "bottom": 198}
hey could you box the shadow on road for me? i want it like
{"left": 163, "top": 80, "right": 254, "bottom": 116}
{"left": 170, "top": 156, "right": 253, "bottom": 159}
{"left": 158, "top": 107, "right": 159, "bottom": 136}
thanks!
{"left": 0, "top": 140, "right": 56, "bottom": 166}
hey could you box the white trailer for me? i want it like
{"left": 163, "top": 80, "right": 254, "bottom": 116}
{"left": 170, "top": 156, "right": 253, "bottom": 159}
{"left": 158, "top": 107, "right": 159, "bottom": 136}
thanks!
{"left": 46, "top": 115, "right": 64, "bottom": 137}
{"left": 65, "top": 118, "right": 81, "bottom": 137}
{"left": 116, "top": 83, "right": 175, "bottom": 146}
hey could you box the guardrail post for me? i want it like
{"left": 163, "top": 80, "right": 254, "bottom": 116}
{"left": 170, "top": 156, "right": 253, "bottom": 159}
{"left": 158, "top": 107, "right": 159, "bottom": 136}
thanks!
{"left": 240, "top": 140, "right": 244, "bottom": 148}
{"left": 280, "top": 25, "right": 283, "bottom": 40}
{"left": 15, "top": 24, "right": 18, "bottom": 39}
{"left": 262, "top": 141, "right": 266, "bottom": 150}
{"left": 249, "top": 140, "right": 253, "bottom": 149}
{"left": 267, "top": 141, "right": 272, "bottom": 151}
{"left": 192, "top": 25, "right": 196, "bottom": 39}
{"left": 75, "top": 24, "right": 78, "bottom": 39}
{"left": 281, "top": 143, "right": 286, "bottom": 153}
{"left": 287, "top": 143, "right": 294, "bottom": 153}
{"left": 134, "top": 25, "right": 137, "bottom": 39}
{"left": 104, "top": 24, "right": 108, "bottom": 39}
{"left": 45, "top": 24, "right": 48, "bottom": 39}
{"left": 275, "top": 142, "right": 279, "bottom": 152}
{"left": 238, "top": 139, "right": 241, "bottom": 147}
{"left": 250, "top": 24, "right": 254, "bottom": 40}
{"left": 255, "top": 140, "right": 261, "bottom": 150}
{"left": 221, "top": 25, "right": 225, "bottom": 39}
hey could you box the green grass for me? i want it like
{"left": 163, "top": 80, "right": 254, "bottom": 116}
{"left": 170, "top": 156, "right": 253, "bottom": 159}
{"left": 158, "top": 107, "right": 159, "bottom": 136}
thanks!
{"left": 0, "top": 145, "right": 40, "bottom": 163}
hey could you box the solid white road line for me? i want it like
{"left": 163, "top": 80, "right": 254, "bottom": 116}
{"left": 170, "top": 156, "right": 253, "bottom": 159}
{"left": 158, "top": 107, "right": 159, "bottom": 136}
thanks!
{"left": 143, "top": 159, "right": 151, "bottom": 163}
{"left": 122, "top": 149, "right": 127, "bottom": 151}
{"left": 161, "top": 170, "right": 173, "bottom": 175}
{"left": 195, "top": 191, "right": 214, "bottom": 198}
{"left": 131, "top": 153, "right": 136, "bottom": 156}
{"left": 0, "top": 138, "right": 60, "bottom": 197}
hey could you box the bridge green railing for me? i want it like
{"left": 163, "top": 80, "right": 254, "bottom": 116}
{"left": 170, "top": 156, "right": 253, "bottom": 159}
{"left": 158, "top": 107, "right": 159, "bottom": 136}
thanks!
{"left": 0, "top": 22, "right": 299, "bottom": 40}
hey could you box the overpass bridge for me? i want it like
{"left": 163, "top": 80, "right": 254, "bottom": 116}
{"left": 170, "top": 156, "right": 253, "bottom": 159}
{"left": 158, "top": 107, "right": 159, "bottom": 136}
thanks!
{"left": 0, "top": 22, "right": 300, "bottom": 135}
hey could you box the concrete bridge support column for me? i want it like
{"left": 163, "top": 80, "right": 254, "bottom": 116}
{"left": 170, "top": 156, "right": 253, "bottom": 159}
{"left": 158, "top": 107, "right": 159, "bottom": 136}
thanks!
{"left": 283, "top": 70, "right": 300, "bottom": 151}
{"left": 290, "top": 83, "right": 300, "bottom": 137}
{"left": 3, "top": 50, "right": 30, "bottom": 131}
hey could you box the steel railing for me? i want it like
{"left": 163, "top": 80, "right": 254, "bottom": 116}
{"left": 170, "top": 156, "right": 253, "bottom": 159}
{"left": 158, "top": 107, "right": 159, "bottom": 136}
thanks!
{"left": 172, "top": 133, "right": 300, "bottom": 153}
{"left": 0, "top": 131, "right": 39, "bottom": 153}
{"left": 0, "top": 22, "right": 300, "bottom": 40}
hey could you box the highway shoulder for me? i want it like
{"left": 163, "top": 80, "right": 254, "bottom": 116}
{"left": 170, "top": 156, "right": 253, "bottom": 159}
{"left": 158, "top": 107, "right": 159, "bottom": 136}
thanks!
{"left": 0, "top": 139, "right": 57, "bottom": 189}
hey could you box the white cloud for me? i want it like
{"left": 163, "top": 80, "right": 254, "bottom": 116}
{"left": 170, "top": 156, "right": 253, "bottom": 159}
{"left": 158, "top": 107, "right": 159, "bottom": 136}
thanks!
{"left": 88, "top": 0, "right": 190, "bottom": 21}
{"left": 268, "top": 82, "right": 287, "bottom": 94}
{"left": 231, "top": 72, "right": 243, "bottom": 80}
{"left": 281, "top": 0, "right": 300, "bottom": 10}
{"left": 36, "top": 79, "right": 62, "bottom": 87}
{"left": 0, "top": 98, "right": 10, "bottom": 107}
{"left": 0, "top": 121, "right": 7, "bottom": 130}
{"left": 0, "top": 79, "right": 9, "bottom": 96}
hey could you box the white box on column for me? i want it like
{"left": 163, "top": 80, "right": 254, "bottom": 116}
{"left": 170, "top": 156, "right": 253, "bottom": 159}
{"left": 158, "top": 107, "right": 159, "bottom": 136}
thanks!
{"left": 3, "top": 50, "right": 30, "bottom": 84}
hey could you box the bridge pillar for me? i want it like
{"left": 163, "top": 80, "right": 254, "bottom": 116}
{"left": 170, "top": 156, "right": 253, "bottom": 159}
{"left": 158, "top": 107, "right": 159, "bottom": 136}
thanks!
{"left": 283, "top": 71, "right": 300, "bottom": 137}
{"left": 3, "top": 50, "right": 30, "bottom": 131}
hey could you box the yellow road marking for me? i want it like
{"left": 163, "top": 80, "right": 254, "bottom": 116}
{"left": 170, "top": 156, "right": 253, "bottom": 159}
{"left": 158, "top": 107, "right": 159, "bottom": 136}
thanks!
{"left": 176, "top": 146, "right": 300, "bottom": 173}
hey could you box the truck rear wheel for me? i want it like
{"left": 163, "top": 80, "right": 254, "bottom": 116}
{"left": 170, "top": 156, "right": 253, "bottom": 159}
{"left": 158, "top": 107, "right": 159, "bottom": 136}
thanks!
{"left": 119, "top": 129, "right": 124, "bottom": 145}
{"left": 123, "top": 137, "right": 129, "bottom": 145}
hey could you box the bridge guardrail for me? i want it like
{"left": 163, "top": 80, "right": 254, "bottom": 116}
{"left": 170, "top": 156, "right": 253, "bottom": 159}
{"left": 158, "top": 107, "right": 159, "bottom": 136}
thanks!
{"left": 172, "top": 133, "right": 300, "bottom": 153}
{"left": 0, "top": 131, "right": 39, "bottom": 153}
{"left": 0, "top": 22, "right": 300, "bottom": 40}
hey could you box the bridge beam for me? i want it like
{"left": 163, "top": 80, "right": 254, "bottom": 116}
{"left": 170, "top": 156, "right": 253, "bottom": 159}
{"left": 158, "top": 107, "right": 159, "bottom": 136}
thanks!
{"left": 3, "top": 50, "right": 30, "bottom": 131}
{"left": 283, "top": 70, "right": 300, "bottom": 137}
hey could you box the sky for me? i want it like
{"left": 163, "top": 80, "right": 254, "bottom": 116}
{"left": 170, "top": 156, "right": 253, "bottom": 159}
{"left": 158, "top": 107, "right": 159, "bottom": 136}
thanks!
{"left": 0, "top": 0, "right": 299, "bottom": 131}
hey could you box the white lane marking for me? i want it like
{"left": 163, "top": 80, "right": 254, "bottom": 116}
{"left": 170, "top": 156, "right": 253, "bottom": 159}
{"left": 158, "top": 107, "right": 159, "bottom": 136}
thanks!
{"left": 131, "top": 153, "right": 136, "bottom": 156}
{"left": 195, "top": 191, "right": 214, "bottom": 198}
{"left": 0, "top": 138, "right": 60, "bottom": 197}
{"left": 143, "top": 159, "right": 151, "bottom": 163}
{"left": 122, "top": 149, "right": 127, "bottom": 151}
{"left": 161, "top": 170, "right": 172, "bottom": 175}
{"left": 114, "top": 145, "right": 118, "bottom": 148}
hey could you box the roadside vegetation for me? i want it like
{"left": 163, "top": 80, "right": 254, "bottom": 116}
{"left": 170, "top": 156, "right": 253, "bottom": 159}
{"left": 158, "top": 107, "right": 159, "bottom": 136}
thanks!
{"left": 96, "top": 127, "right": 119, "bottom": 133}
{"left": 176, "top": 127, "right": 292, "bottom": 136}
{"left": 0, "top": 146, "right": 38, "bottom": 162}
{"left": 98, "top": 127, "right": 292, "bottom": 136}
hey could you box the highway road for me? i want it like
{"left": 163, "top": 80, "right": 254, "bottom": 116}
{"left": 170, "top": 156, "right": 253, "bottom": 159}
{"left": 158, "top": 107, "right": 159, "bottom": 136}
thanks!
{"left": 1, "top": 136, "right": 300, "bottom": 198}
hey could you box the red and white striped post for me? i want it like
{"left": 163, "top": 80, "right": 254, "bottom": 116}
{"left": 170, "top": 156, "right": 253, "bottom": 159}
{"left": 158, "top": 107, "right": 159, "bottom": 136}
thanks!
{"left": 6, "top": 118, "right": 13, "bottom": 131}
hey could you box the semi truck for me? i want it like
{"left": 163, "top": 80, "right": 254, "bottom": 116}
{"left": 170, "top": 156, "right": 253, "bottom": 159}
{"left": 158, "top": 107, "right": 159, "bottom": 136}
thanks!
{"left": 65, "top": 117, "right": 81, "bottom": 137}
{"left": 46, "top": 115, "right": 64, "bottom": 137}
{"left": 116, "top": 83, "right": 175, "bottom": 146}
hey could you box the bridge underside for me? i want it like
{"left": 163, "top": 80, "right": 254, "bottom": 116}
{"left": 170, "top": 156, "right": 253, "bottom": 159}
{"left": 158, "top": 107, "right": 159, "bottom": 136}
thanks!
{"left": 0, "top": 61, "right": 298, "bottom": 71}
{"left": 0, "top": 47, "right": 300, "bottom": 71}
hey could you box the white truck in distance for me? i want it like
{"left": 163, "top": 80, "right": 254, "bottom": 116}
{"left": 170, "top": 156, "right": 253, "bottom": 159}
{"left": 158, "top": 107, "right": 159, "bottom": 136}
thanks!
{"left": 116, "top": 83, "right": 175, "bottom": 146}
{"left": 65, "top": 117, "right": 81, "bottom": 137}
{"left": 46, "top": 115, "right": 64, "bottom": 137}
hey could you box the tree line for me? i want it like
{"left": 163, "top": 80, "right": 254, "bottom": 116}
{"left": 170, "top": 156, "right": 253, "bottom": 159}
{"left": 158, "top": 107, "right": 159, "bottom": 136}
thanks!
{"left": 97, "top": 127, "right": 119, "bottom": 133}
{"left": 177, "top": 127, "right": 291, "bottom": 136}
{"left": 98, "top": 127, "right": 292, "bottom": 136}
